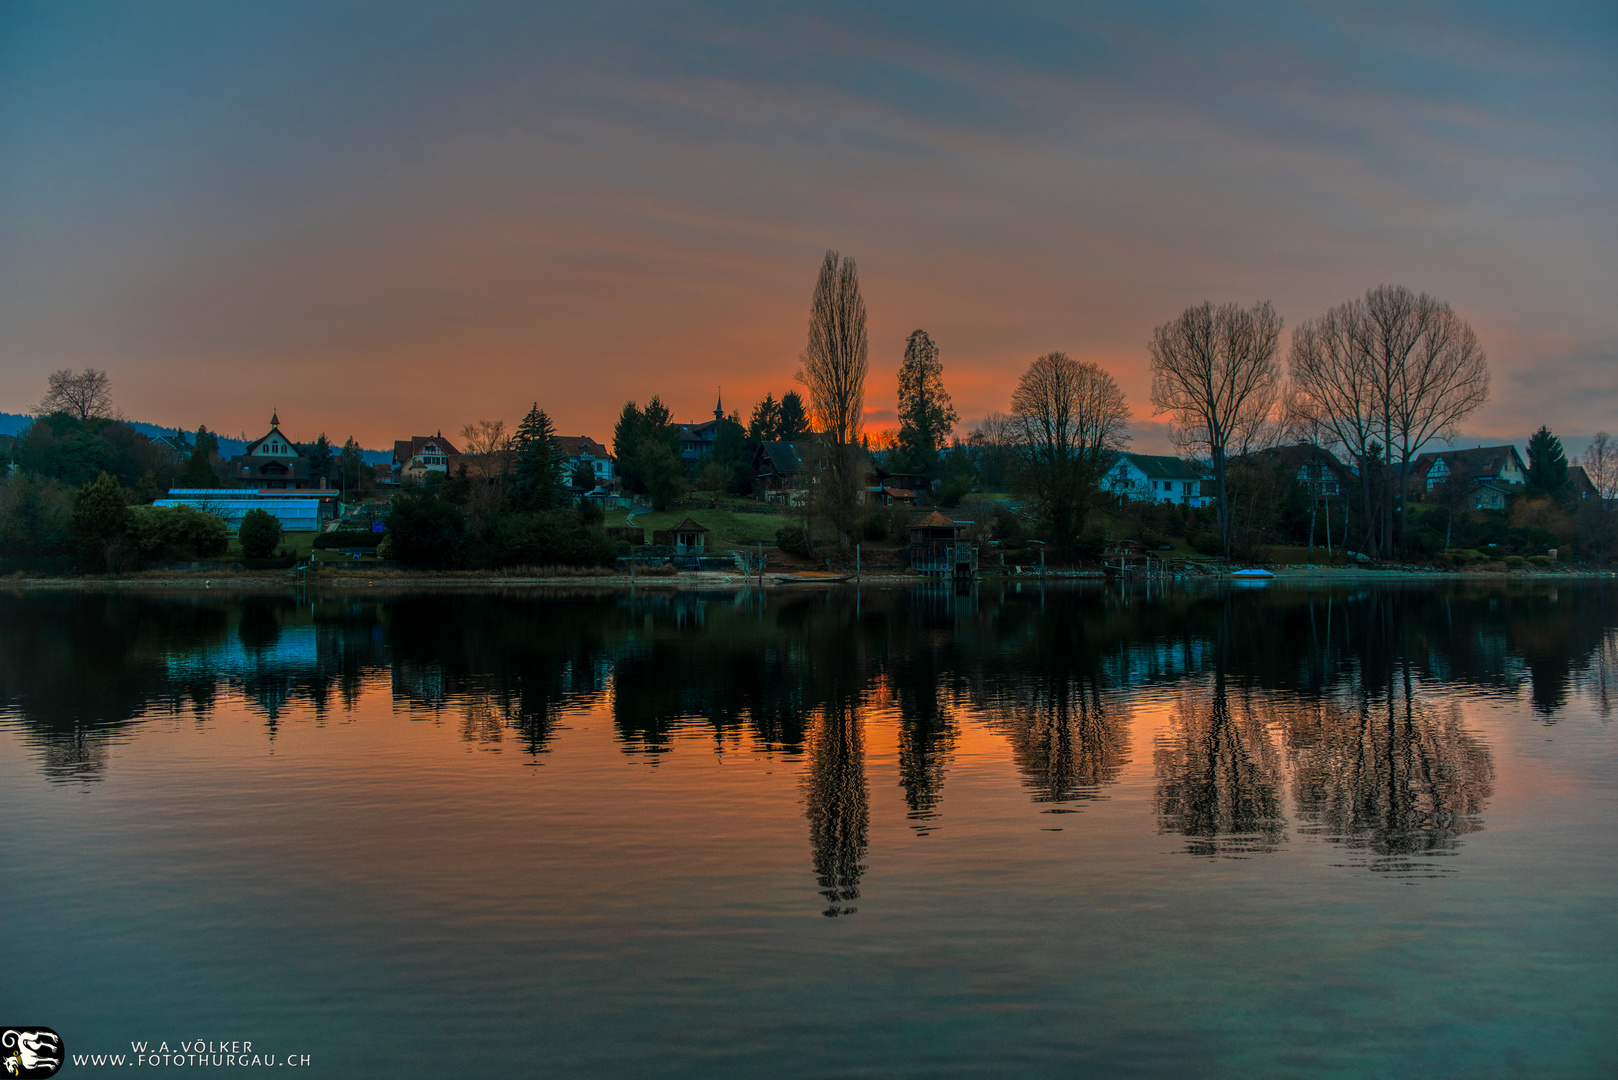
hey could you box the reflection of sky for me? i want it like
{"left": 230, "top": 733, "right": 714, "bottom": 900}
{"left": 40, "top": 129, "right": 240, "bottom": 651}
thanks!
{"left": 1, "top": 3, "right": 1612, "bottom": 450}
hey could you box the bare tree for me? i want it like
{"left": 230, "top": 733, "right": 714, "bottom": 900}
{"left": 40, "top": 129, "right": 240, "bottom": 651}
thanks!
{"left": 37, "top": 368, "right": 115, "bottom": 421}
{"left": 1010, "top": 352, "right": 1130, "bottom": 553}
{"left": 1291, "top": 285, "right": 1488, "bottom": 559}
{"left": 798, "top": 250, "right": 869, "bottom": 450}
{"left": 1583, "top": 432, "right": 1617, "bottom": 500}
{"left": 1148, "top": 301, "right": 1283, "bottom": 557}
{"left": 459, "top": 418, "right": 509, "bottom": 458}
{"left": 798, "top": 250, "right": 870, "bottom": 544}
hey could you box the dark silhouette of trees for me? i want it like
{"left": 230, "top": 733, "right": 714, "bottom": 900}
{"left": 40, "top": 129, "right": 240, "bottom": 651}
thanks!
{"left": 894, "top": 329, "right": 958, "bottom": 476}
{"left": 1010, "top": 352, "right": 1129, "bottom": 554}
{"left": 37, "top": 368, "right": 115, "bottom": 421}
{"left": 1526, "top": 425, "right": 1569, "bottom": 496}
{"left": 1149, "top": 300, "right": 1283, "bottom": 557}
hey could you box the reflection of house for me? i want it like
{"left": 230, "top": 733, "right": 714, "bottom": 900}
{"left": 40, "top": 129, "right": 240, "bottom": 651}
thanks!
{"left": 652, "top": 517, "right": 708, "bottom": 554}
{"left": 553, "top": 435, "right": 614, "bottom": 491}
{"left": 677, "top": 395, "right": 726, "bottom": 462}
{"left": 1412, "top": 445, "right": 1527, "bottom": 494}
{"left": 226, "top": 414, "right": 321, "bottom": 490}
{"left": 391, "top": 433, "right": 461, "bottom": 485}
{"left": 1106, "top": 454, "right": 1205, "bottom": 507}
{"left": 908, "top": 511, "right": 976, "bottom": 578}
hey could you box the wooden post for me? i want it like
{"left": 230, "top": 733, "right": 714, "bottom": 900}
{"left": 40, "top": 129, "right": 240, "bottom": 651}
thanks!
{"left": 856, "top": 543, "right": 861, "bottom": 582}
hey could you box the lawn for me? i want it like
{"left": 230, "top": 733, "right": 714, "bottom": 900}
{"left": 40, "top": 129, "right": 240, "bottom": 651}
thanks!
{"left": 223, "top": 531, "right": 318, "bottom": 560}
{"left": 603, "top": 503, "right": 794, "bottom": 550}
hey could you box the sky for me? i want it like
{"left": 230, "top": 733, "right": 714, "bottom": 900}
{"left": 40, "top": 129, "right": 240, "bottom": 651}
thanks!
{"left": 1, "top": 1, "right": 1614, "bottom": 453}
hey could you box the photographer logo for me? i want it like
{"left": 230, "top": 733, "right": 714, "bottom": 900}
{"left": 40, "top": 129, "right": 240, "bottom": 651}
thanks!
{"left": 1, "top": 1028, "right": 62, "bottom": 1079}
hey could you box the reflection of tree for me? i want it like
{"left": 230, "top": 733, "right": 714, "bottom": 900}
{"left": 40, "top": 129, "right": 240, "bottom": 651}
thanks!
{"left": 994, "top": 677, "right": 1129, "bottom": 805}
{"left": 1154, "top": 673, "right": 1285, "bottom": 856}
{"left": 804, "top": 705, "right": 868, "bottom": 917}
{"left": 886, "top": 642, "right": 957, "bottom": 828}
{"left": 1282, "top": 672, "right": 1493, "bottom": 862}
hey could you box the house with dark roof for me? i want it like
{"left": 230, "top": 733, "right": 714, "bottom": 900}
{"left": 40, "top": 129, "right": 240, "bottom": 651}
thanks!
{"left": 753, "top": 440, "right": 807, "bottom": 503}
{"left": 390, "top": 432, "right": 462, "bottom": 485}
{"left": 225, "top": 413, "right": 322, "bottom": 490}
{"left": 1411, "top": 445, "right": 1527, "bottom": 495}
{"left": 677, "top": 394, "right": 727, "bottom": 463}
{"left": 1242, "top": 443, "right": 1352, "bottom": 499}
{"left": 553, "top": 435, "right": 614, "bottom": 492}
{"left": 1106, "top": 453, "right": 1205, "bottom": 507}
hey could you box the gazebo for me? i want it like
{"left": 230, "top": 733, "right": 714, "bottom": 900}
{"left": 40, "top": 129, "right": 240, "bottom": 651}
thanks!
{"left": 652, "top": 517, "right": 709, "bottom": 555}
{"left": 908, "top": 512, "right": 977, "bottom": 578}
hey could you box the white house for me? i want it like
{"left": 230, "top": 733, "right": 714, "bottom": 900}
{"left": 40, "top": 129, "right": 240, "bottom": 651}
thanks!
{"left": 554, "top": 435, "right": 615, "bottom": 492}
{"left": 1107, "top": 454, "right": 1205, "bottom": 507}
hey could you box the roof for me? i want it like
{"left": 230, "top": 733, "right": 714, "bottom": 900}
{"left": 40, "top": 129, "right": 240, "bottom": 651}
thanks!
{"left": 1246, "top": 443, "right": 1350, "bottom": 474}
{"left": 757, "top": 441, "right": 803, "bottom": 475}
{"left": 239, "top": 416, "right": 301, "bottom": 459}
{"left": 392, "top": 434, "right": 461, "bottom": 465}
{"left": 1120, "top": 453, "right": 1202, "bottom": 480}
{"left": 1412, "top": 445, "right": 1524, "bottom": 480}
{"left": 668, "top": 516, "right": 708, "bottom": 533}
{"left": 553, "top": 435, "right": 610, "bottom": 459}
{"left": 911, "top": 511, "right": 962, "bottom": 530}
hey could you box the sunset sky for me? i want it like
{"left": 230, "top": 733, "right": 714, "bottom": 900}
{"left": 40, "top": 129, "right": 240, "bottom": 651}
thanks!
{"left": 1, "top": 2, "right": 1613, "bottom": 452}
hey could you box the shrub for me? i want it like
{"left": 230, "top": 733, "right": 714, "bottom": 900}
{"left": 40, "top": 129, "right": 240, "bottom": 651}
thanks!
{"left": 776, "top": 524, "right": 811, "bottom": 557}
{"left": 487, "top": 510, "right": 615, "bottom": 568}
{"left": 312, "top": 529, "right": 384, "bottom": 550}
{"left": 859, "top": 512, "right": 889, "bottom": 542}
{"left": 1190, "top": 530, "right": 1224, "bottom": 557}
{"left": 128, "top": 505, "right": 229, "bottom": 562}
{"left": 238, "top": 509, "right": 283, "bottom": 559}
{"left": 385, "top": 491, "right": 466, "bottom": 568}
{"left": 1528, "top": 555, "right": 1553, "bottom": 568}
{"left": 72, "top": 472, "right": 130, "bottom": 569}
{"left": 936, "top": 474, "right": 972, "bottom": 508}
{"left": 1503, "top": 555, "right": 1525, "bottom": 569}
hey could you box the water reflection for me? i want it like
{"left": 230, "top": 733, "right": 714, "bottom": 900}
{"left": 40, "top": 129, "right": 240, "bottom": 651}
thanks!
{"left": 1, "top": 581, "right": 1613, "bottom": 899}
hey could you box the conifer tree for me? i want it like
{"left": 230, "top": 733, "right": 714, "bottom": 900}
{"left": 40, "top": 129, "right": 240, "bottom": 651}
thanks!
{"left": 512, "top": 403, "right": 564, "bottom": 510}
{"left": 1526, "top": 426, "right": 1568, "bottom": 496}
{"left": 895, "top": 329, "right": 958, "bottom": 474}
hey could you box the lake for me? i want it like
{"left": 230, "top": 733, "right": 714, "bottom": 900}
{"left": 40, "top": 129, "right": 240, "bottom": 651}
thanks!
{"left": 3, "top": 582, "right": 1615, "bottom": 1077}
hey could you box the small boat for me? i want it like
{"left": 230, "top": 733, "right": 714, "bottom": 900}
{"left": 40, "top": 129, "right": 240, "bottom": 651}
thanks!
{"left": 775, "top": 573, "right": 853, "bottom": 584}
{"left": 1231, "top": 568, "right": 1274, "bottom": 582}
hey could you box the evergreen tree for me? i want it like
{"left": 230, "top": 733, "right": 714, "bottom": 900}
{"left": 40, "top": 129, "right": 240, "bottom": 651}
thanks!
{"left": 1526, "top": 426, "right": 1568, "bottom": 496}
{"left": 612, "top": 401, "right": 644, "bottom": 462}
{"left": 894, "top": 329, "right": 958, "bottom": 474}
{"left": 749, "top": 395, "right": 781, "bottom": 442}
{"left": 184, "top": 426, "right": 220, "bottom": 488}
{"left": 237, "top": 508, "right": 283, "bottom": 559}
{"left": 778, "top": 391, "right": 810, "bottom": 441}
{"left": 303, "top": 434, "right": 333, "bottom": 483}
{"left": 72, "top": 471, "right": 129, "bottom": 570}
{"left": 512, "top": 404, "right": 564, "bottom": 511}
{"left": 642, "top": 395, "right": 678, "bottom": 453}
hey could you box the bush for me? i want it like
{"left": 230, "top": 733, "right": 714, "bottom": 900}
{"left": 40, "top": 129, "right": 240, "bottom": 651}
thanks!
{"left": 238, "top": 509, "right": 283, "bottom": 559}
{"left": 1074, "top": 526, "right": 1106, "bottom": 560}
{"left": 776, "top": 524, "right": 811, "bottom": 557}
{"left": 312, "top": 529, "right": 384, "bottom": 550}
{"left": 937, "top": 474, "right": 972, "bottom": 509}
{"left": 72, "top": 472, "right": 130, "bottom": 569}
{"left": 1190, "top": 530, "right": 1224, "bottom": 557}
{"left": 1528, "top": 555, "right": 1553, "bottom": 568}
{"left": 486, "top": 510, "right": 616, "bottom": 568}
{"left": 1504, "top": 555, "right": 1525, "bottom": 569}
{"left": 859, "top": 512, "right": 889, "bottom": 542}
{"left": 128, "top": 505, "right": 229, "bottom": 562}
{"left": 385, "top": 490, "right": 466, "bottom": 568}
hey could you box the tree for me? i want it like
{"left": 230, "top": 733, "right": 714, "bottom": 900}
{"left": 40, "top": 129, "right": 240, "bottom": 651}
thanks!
{"left": 38, "top": 368, "right": 115, "bottom": 421}
{"left": 1149, "top": 300, "right": 1282, "bottom": 558}
{"left": 386, "top": 489, "right": 467, "bottom": 568}
{"left": 894, "top": 329, "right": 958, "bottom": 475}
{"left": 1526, "top": 426, "right": 1569, "bottom": 497}
{"left": 1289, "top": 285, "right": 1488, "bottom": 560}
{"left": 799, "top": 250, "right": 869, "bottom": 450}
{"left": 72, "top": 471, "right": 129, "bottom": 570}
{"left": 339, "top": 438, "right": 365, "bottom": 495}
{"left": 303, "top": 434, "right": 333, "bottom": 484}
{"left": 511, "top": 404, "right": 564, "bottom": 511}
{"left": 778, "top": 391, "right": 810, "bottom": 441}
{"left": 635, "top": 440, "right": 684, "bottom": 511}
{"left": 710, "top": 418, "right": 747, "bottom": 465}
{"left": 459, "top": 419, "right": 509, "bottom": 458}
{"left": 1583, "top": 432, "right": 1617, "bottom": 501}
{"left": 1010, "top": 353, "right": 1130, "bottom": 553}
{"left": 748, "top": 395, "right": 781, "bottom": 442}
{"left": 237, "top": 508, "right": 283, "bottom": 559}
{"left": 183, "top": 426, "right": 221, "bottom": 488}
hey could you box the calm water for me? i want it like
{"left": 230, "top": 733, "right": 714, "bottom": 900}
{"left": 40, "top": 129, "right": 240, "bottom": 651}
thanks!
{"left": 4, "top": 582, "right": 1616, "bottom": 1078}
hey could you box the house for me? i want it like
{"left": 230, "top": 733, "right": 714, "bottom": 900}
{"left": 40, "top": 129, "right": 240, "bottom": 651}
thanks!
{"left": 753, "top": 440, "right": 807, "bottom": 502}
{"left": 874, "top": 487, "right": 918, "bottom": 506}
{"left": 391, "top": 432, "right": 462, "bottom": 485}
{"left": 1106, "top": 454, "right": 1205, "bottom": 507}
{"left": 225, "top": 413, "right": 322, "bottom": 490}
{"left": 1243, "top": 443, "right": 1351, "bottom": 499}
{"left": 652, "top": 517, "right": 709, "bottom": 555}
{"left": 1412, "top": 445, "right": 1527, "bottom": 495}
{"left": 677, "top": 395, "right": 727, "bottom": 463}
{"left": 149, "top": 429, "right": 194, "bottom": 463}
{"left": 908, "top": 511, "right": 977, "bottom": 578}
{"left": 553, "top": 435, "right": 614, "bottom": 492}
{"left": 1466, "top": 482, "right": 1513, "bottom": 511}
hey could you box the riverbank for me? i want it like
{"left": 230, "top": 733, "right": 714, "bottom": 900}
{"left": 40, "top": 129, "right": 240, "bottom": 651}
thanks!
{"left": 4, "top": 564, "right": 1616, "bottom": 591}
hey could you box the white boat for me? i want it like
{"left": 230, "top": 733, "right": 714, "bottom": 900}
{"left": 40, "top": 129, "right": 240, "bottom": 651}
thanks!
{"left": 1230, "top": 568, "right": 1275, "bottom": 578}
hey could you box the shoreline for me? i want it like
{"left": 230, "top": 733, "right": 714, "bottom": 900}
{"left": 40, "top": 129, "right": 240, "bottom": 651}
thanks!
{"left": 4, "top": 565, "right": 1615, "bottom": 592}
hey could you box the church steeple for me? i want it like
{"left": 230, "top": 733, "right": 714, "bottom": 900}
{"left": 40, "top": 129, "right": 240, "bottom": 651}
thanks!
{"left": 271, "top": 410, "right": 280, "bottom": 428}
{"left": 714, "top": 389, "right": 723, "bottom": 422}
